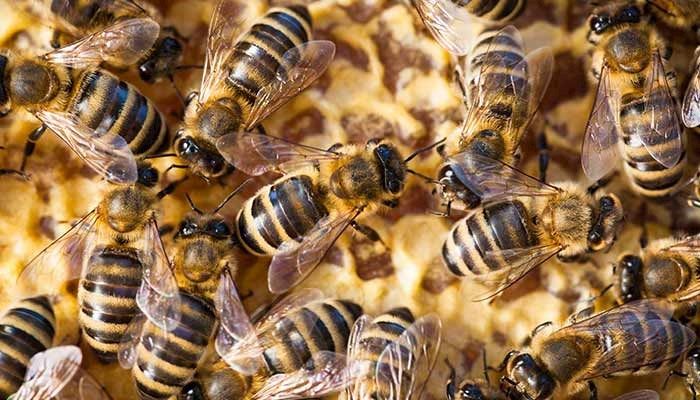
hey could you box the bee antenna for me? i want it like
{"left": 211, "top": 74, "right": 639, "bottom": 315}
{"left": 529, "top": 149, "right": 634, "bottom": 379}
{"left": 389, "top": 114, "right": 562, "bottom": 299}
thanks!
{"left": 185, "top": 193, "right": 204, "bottom": 215}
{"left": 143, "top": 153, "right": 178, "bottom": 160}
{"left": 404, "top": 138, "right": 446, "bottom": 163}
{"left": 406, "top": 168, "right": 443, "bottom": 186}
{"left": 212, "top": 179, "right": 252, "bottom": 214}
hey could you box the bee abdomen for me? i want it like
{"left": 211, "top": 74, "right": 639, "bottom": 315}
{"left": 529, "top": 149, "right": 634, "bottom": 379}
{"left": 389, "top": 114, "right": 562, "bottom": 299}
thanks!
{"left": 133, "top": 292, "right": 217, "bottom": 400}
{"left": 455, "top": 0, "right": 526, "bottom": 23}
{"left": 78, "top": 246, "right": 143, "bottom": 363}
{"left": 0, "top": 296, "right": 55, "bottom": 398}
{"left": 236, "top": 175, "right": 328, "bottom": 256}
{"left": 69, "top": 70, "right": 168, "bottom": 156}
{"left": 261, "top": 299, "right": 362, "bottom": 375}
{"left": 443, "top": 200, "right": 537, "bottom": 277}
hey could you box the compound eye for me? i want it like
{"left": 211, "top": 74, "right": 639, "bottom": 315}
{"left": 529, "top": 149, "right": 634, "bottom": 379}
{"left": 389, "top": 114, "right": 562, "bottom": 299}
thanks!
{"left": 179, "top": 221, "right": 197, "bottom": 237}
{"left": 590, "top": 14, "right": 612, "bottom": 33}
{"left": 138, "top": 167, "right": 159, "bottom": 186}
{"left": 599, "top": 196, "right": 615, "bottom": 213}
{"left": 178, "top": 137, "right": 199, "bottom": 156}
{"left": 138, "top": 62, "right": 156, "bottom": 83}
{"left": 208, "top": 221, "right": 231, "bottom": 237}
{"left": 618, "top": 6, "right": 641, "bottom": 23}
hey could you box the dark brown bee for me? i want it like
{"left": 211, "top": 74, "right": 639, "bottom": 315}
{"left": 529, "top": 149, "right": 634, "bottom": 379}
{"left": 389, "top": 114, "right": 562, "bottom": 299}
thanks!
{"left": 174, "top": 0, "right": 335, "bottom": 178}
{"left": 445, "top": 353, "right": 507, "bottom": 400}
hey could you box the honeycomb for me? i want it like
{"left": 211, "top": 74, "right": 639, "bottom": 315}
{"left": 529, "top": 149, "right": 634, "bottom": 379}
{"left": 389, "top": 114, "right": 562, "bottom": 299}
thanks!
{"left": 0, "top": 0, "right": 697, "bottom": 399}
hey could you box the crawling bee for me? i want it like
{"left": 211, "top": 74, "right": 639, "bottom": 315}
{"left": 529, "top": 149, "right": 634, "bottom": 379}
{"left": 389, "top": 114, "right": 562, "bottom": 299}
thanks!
{"left": 0, "top": 18, "right": 169, "bottom": 183}
{"left": 345, "top": 307, "right": 442, "bottom": 400}
{"left": 180, "top": 288, "right": 363, "bottom": 400}
{"left": 445, "top": 352, "right": 507, "bottom": 400}
{"left": 16, "top": 0, "right": 186, "bottom": 85}
{"left": 441, "top": 156, "right": 624, "bottom": 300}
{"left": 498, "top": 300, "right": 695, "bottom": 399}
{"left": 9, "top": 345, "right": 111, "bottom": 400}
{"left": 582, "top": 0, "right": 687, "bottom": 198}
{"left": 435, "top": 25, "right": 553, "bottom": 213}
{"left": 174, "top": 0, "right": 335, "bottom": 178}
{"left": 18, "top": 162, "right": 181, "bottom": 363}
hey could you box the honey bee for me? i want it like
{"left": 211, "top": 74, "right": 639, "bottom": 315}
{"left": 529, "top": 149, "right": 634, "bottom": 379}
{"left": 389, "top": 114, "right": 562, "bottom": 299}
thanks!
{"left": 582, "top": 1, "right": 687, "bottom": 198}
{"left": 0, "top": 18, "right": 169, "bottom": 184}
{"left": 412, "top": 0, "right": 527, "bottom": 55}
{"left": 664, "top": 346, "right": 700, "bottom": 399}
{"left": 498, "top": 299, "right": 696, "bottom": 399}
{"left": 16, "top": 0, "right": 185, "bottom": 85}
{"left": 9, "top": 345, "right": 111, "bottom": 400}
{"left": 174, "top": 0, "right": 335, "bottom": 178}
{"left": 435, "top": 25, "right": 553, "bottom": 213}
{"left": 345, "top": 307, "right": 442, "bottom": 400}
{"left": 445, "top": 353, "right": 507, "bottom": 400}
{"left": 441, "top": 157, "right": 624, "bottom": 300}
{"left": 181, "top": 288, "right": 363, "bottom": 400}
{"left": 18, "top": 162, "right": 182, "bottom": 363}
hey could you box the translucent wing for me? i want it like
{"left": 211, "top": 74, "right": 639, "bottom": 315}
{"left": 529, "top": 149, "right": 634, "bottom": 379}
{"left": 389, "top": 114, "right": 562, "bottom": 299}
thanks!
{"left": 35, "top": 110, "right": 138, "bottom": 184}
{"left": 136, "top": 219, "right": 180, "bottom": 331}
{"left": 251, "top": 351, "right": 352, "bottom": 400}
{"left": 472, "top": 243, "right": 563, "bottom": 301}
{"left": 55, "top": 369, "right": 111, "bottom": 400}
{"left": 216, "top": 132, "right": 340, "bottom": 176}
{"left": 215, "top": 271, "right": 264, "bottom": 375}
{"left": 582, "top": 64, "right": 621, "bottom": 182}
{"left": 17, "top": 210, "right": 100, "bottom": 294}
{"left": 374, "top": 314, "right": 442, "bottom": 400}
{"left": 345, "top": 315, "right": 372, "bottom": 400}
{"left": 268, "top": 209, "right": 360, "bottom": 294}
{"left": 13, "top": 346, "right": 82, "bottom": 400}
{"left": 683, "top": 50, "right": 700, "bottom": 128}
{"left": 245, "top": 40, "right": 336, "bottom": 128}
{"left": 447, "top": 152, "right": 560, "bottom": 203}
{"left": 199, "top": 0, "right": 245, "bottom": 105}
{"left": 254, "top": 288, "right": 325, "bottom": 331}
{"left": 117, "top": 314, "right": 147, "bottom": 369}
{"left": 412, "top": 0, "right": 476, "bottom": 55}
{"left": 613, "top": 390, "right": 660, "bottom": 400}
{"left": 639, "top": 52, "right": 682, "bottom": 169}
{"left": 43, "top": 17, "right": 159, "bottom": 68}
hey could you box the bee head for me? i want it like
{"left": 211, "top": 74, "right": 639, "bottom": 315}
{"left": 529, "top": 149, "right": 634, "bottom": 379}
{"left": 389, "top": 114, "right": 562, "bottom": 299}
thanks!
{"left": 138, "top": 36, "right": 183, "bottom": 83}
{"left": 685, "top": 347, "right": 700, "bottom": 373}
{"left": 436, "top": 164, "right": 482, "bottom": 210}
{"left": 616, "top": 254, "right": 644, "bottom": 303}
{"left": 372, "top": 141, "right": 406, "bottom": 195}
{"left": 587, "top": 194, "right": 624, "bottom": 252}
{"left": 456, "top": 383, "right": 486, "bottom": 400}
{"left": 174, "top": 129, "right": 230, "bottom": 179}
{"left": 175, "top": 214, "right": 233, "bottom": 282}
{"left": 505, "top": 353, "right": 555, "bottom": 400}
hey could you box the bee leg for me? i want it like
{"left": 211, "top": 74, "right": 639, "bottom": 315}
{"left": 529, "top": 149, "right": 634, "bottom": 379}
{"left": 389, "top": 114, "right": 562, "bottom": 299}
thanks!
{"left": 0, "top": 168, "right": 28, "bottom": 180}
{"left": 481, "top": 348, "right": 491, "bottom": 384}
{"left": 586, "top": 172, "right": 616, "bottom": 195}
{"left": 445, "top": 358, "right": 457, "bottom": 400}
{"left": 184, "top": 91, "right": 199, "bottom": 107}
{"left": 50, "top": 30, "right": 62, "bottom": 49}
{"left": 351, "top": 222, "right": 386, "bottom": 247}
{"left": 638, "top": 202, "right": 648, "bottom": 249}
{"left": 537, "top": 131, "right": 549, "bottom": 182}
{"left": 491, "top": 350, "right": 518, "bottom": 372}
{"left": 257, "top": 124, "right": 268, "bottom": 136}
{"left": 157, "top": 176, "right": 188, "bottom": 199}
{"left": 663, "top": 369, "right": 687, "bottom": 389}
{"left": 20, "top": 124, "right": 47, "bottom": 172}
{"left": 453, "top": 69, "right": 469, "bottom": 108}
{"left": 587, "top": 380, "right": 598, "bottom": 400}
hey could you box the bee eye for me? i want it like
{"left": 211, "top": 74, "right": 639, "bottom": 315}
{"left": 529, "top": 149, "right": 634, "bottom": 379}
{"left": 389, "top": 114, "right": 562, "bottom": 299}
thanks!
{"left": 599, "top": 196, "right": 615, "bottom": 213}
{"left": 177, "top": 137, "right": 199, "bottom": 156}
{"left": 138, "top": 62, "right": 156, "bottom": 83}
{"left": 618, "top": 6, "right": 641, "bottom": 23}
{"left": 590, "top": 14, "right": 612, "bottom": 33}
{"left": 208, "top": 221, "right": 231, "bottom": 237}
{"left": 138, "top": 167, "right": 159, "bottom": 187}
{"left": 179, "top": 222, "right": 197, "bottom": 236}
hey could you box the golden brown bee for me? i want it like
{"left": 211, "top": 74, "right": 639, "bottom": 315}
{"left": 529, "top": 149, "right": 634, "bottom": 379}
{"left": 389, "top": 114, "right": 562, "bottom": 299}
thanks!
{"left": 16, "top": 0, "right": 185, "bottom": 85}
{"left": 582, "top": 0, "right": 687, "bottom": 198}
{"left": 0, "top": 18, "right": 169, "bottom": 183}
{"left": 180, "top": 289, "right": 363, "bottom": 400}
{"left": 18, "top": 162, "right": 181, "bottom": 363}
{"left": 498, "top": 300, "right": 695, "bottom": 400}
{"left": 9, "top": 345, "right": 111, "bottom": 400}
{"left": 441, "top": 158, "right": 624, "bottom": 300}
{"left": 174, "top": 0, "right": 335, "bottom": 178}
{"left": 435, "top": 25, "right": 553, "bottom": 213}
{"left": 345, "top": 308, "right": 442, "bottom": 400}
{"left": 412, "top": 0, "right": 527, "bottom": 55}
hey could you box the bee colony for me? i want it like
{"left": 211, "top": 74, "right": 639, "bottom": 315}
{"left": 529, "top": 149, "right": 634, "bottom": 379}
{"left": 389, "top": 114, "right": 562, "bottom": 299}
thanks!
{"left": 1, "top": 0, "right": 700, "bottom": 399}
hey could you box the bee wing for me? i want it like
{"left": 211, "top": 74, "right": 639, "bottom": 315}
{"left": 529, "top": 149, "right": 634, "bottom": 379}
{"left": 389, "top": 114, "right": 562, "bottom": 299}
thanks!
{"left": 374, "top": 314, "right": 442, "bottom": 400}
{"left": 412, "top": 0, "right": 476, "bottom": 55}
{"left": 447, "top": 152, "right": 560, "bottom": 202}
{"left": 251, "top": 351, "right": 352, "bottom": 400}
{"left": 638, "top": 52, "right": 683, "bottom": 169}
{"left": 43, "top": 17, "right": 160, "bottom": 68}
{"left": 117, "top": 314, "right": 147, "bottom": 369}
{"left": 245, "top": 40, "right": 336, "bottom": 128}
{"left": 136, "top": 219, "right": 181, "bottom": 331}
{"left": 216, "top": 132, "right": 341, "bottom": 176}
{"left": 268, "top": 209, "right": 360, "bottom": 294}
{"left": 345, "top": 315, "right": 372, "bottom": 400}
{"left": 582, "top": 64, "right": 621, "bottom": 182}
{"left": 682, "top": 55, "right": 700, "bottom": 127}
{"left": 564, "top": 299, "right": 696, "bottom": 380}
{"left": 613, "top": 390, "right": 660, "bottom": 400}
{"left": 34, "top": 110, "right": 138, "bottom": 184}
{"left": 17, "top": 210, "right": 100, "bottom": 294}
{"left": 215, "top": 271, "right": 265, "bottom": 375}
{"left": 254, "top": 288, "right": 325, "bottom": 330}
{"left": 12, "top": 346, "right": 82, "bottom": 400}
{"left": 199, "top": 0, "right": 246, "bottom": 105}
{"left": 471, "top": 243, "right": 564, "bottom": 301}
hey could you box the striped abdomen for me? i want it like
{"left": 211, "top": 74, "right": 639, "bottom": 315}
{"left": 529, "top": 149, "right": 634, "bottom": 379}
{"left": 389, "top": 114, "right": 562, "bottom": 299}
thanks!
{"left": 0, "top": 296, "right": 55, "bottom": 397}
{"left": 442, "top": 200, "right": 538, "bottom": 277}
{"left": 67, "top": 69, "right": 168, "bottom": 156}
{"left": 236, "top": 175, "right": 328, "bottom": 256}
{"left": 454, "top": 0, "right": 525, "bottom": 26}
{"left": 78, "top": 245, "right": 143, "bottom": 363}
{"left": 133, "top": 292, "right": 217, "bottom": 400}
{"left": 225, "top": 5, "right": 312, "bottom": 125}
{"left": 260, "top": 299, "right": 362, "bottom": 375}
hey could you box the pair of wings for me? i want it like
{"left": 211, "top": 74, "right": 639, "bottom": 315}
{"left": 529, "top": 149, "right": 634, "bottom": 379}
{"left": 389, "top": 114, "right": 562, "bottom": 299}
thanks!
{"left": 555, "top": 299, "right": 695, "bottom": 381}
{"left": 582, "top": 52, "right": 683, "bottom": 182}
{"left": 412, "top": 0, "right": 486, "bottom": 56}
{"left": 17, "top": 209, "right": 181, "bottom": 331}
{"left": 457, "top": 26, "right": 553, "bottom": 153}
{"left": 8, "top": 346, "right": 110, "bottom": 400}
{"left": 198, "top": 0, "right": 335, "bottom": 132}
{"left": 345, "top": 314, "right": 442, "bottom": 400}
{"left": 214, "top": 284, "right": 355, "bottom": 399}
